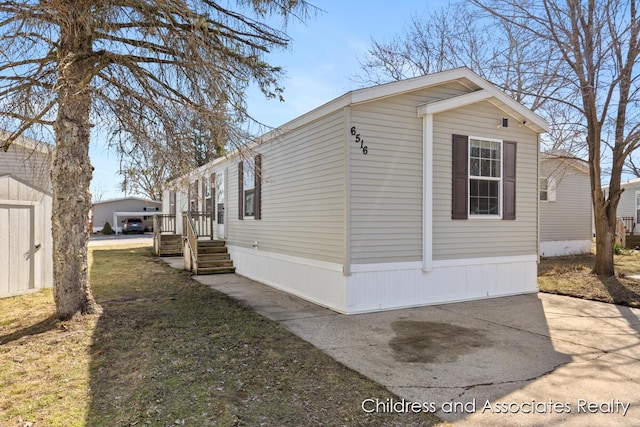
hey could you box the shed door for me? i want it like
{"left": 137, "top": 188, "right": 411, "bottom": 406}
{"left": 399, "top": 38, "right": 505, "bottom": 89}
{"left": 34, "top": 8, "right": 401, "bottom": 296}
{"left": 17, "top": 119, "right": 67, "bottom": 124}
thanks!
{"left": 0, "top": 205, "right": 34, "bottom": 296}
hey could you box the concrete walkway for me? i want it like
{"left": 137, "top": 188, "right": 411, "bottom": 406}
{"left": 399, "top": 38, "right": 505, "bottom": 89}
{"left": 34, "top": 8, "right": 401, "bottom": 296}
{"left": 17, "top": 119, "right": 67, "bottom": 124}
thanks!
{"left": 163, "top": 257, "right": 640, "bottom": 426}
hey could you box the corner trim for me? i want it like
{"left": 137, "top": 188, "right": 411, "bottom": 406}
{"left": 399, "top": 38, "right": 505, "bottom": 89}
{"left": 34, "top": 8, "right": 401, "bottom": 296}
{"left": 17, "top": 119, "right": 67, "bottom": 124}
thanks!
{"left": 423, "top": 113, "right": 433, "bottom": 272}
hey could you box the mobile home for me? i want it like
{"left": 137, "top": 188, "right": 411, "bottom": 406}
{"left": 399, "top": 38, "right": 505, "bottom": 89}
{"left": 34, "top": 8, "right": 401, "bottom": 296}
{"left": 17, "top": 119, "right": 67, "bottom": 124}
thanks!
{"left": 160, "top": 67, "right": 548, "bottom": 314}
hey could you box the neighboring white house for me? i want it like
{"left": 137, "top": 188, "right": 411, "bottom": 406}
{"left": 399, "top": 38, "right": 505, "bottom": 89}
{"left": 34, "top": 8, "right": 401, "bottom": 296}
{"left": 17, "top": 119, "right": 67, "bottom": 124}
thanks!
{"left": 539, "top": 154, "right": 592, "bottom": 257}
{"left": 604, "top": 177, "right": 640, "bottom": 236}
{"left": 91, "top": 196, "right": 162, "bottom": 233}
{"left": 163, "top": 67, "right": 548, "bottom": 314}
{"left": 0, "top": 133, "right": 53, "bottom": 298}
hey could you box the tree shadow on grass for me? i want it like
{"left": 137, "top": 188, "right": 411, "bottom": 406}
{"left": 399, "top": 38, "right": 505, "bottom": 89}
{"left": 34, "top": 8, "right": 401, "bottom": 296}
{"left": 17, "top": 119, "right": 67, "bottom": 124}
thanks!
{"left": 598, "top": 275, "right": 640, "bottom": 308}
{"left": 0, "top": 314, "right": 59, "bottom": 345}
{"left": 85, "top": 248, "right": 439, "bottom": 426}
{"left": 599, "top": 275, "right": 640, "bottom": 335}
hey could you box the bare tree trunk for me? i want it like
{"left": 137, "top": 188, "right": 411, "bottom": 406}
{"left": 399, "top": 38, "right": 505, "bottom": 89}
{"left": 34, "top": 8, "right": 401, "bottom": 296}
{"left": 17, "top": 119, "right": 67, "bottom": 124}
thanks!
{"left": 51, "top": 4, "right": 101, "bottom": 320}
{"left": 592, "top": 190, "right": 616, "bottom": 276}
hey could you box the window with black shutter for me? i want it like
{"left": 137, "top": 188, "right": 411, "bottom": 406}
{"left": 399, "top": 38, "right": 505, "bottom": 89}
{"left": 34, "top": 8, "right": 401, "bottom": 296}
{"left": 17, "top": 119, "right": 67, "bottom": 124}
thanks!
{"left": 452, "top": 134, "right": 517, "bottom": 220}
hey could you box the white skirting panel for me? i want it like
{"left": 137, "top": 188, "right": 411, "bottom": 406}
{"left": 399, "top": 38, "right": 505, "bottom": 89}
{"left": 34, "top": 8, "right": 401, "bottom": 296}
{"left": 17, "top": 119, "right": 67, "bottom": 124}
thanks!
{"left": 227, "top": 245, "right": 349, "bottom": 313}
{"left": 539, "top": 240, "right": 592, "bottom": 257}
{"left": 346, "top": 255, "right": 538, "bottom": 314}
{"left": 227, "top": 247, "right": 538, "bottom": 314}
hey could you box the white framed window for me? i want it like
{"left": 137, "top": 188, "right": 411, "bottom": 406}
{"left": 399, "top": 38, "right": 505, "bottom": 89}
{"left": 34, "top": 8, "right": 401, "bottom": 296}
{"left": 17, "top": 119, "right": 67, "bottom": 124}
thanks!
{"left": 468, "top": 137, "right": 502, "bottom": 216}
{"left": 540, "top": 178, "right": 548, "bottom": 201}
{"left": 540, "top": 177, "right": 556, "bottom": 202}
{"left": 243, "top": 158, "right": 255, "bottom": 217}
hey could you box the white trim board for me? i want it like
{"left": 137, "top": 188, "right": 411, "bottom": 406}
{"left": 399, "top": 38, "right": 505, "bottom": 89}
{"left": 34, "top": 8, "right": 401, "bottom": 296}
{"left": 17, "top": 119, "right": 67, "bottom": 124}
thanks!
{"left": 539, "top": 240, "right": 591, "bottom": 257}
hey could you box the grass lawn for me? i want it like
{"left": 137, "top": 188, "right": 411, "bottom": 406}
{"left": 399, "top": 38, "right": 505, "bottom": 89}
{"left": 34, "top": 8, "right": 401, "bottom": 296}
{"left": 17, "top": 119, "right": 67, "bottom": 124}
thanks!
{"left": 0, "top": 246, "right": 442, "bottom": 427}
{"left": 538, "top": 250, "right": 640, "bottom": 308}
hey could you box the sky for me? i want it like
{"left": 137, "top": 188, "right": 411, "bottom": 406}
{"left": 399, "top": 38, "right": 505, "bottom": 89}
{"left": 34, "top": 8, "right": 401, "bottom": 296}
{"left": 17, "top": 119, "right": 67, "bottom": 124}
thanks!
{"left": 90, "top": 1, "right": 451, "bottom": 201}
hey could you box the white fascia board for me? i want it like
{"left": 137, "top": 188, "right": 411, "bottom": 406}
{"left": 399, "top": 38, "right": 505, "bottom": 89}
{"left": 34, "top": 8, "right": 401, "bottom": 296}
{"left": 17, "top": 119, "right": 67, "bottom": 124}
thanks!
{"left": 166, "top": 95, "right": 352, "bottom": 190}
{"left": 456, "top": 71, "right": 549, "bottom": 133}
{"left": 261, "top": 94, "right": 351, "bottom": 139}
{"left": 417, "top": 90, "right": 492, "bottom": 116}
{"left": 351, "top": 67, "right": 477, "bottom": 104}
{"left": 351, "top": 67, "right": 547, "bottom": 133}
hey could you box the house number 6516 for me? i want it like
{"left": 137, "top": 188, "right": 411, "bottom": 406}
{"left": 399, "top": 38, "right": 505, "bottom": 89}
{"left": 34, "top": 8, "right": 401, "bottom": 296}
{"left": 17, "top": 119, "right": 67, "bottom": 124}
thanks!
{"left": 350, "top": 126, "right": 368, "bottom": 155}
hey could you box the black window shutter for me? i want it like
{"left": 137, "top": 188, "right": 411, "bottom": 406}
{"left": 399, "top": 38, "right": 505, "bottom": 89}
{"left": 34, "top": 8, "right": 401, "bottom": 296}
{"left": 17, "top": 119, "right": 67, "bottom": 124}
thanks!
{"left": 452, "top": 134, "right": 469, "bottom": 219}
{"left": 254, "top": 154, "right": 262, "bottom": 220}
{"left": 503, "top": 141, "right": 517, "bottom": 220}
{"left": 238, "top": 161, "right": 244, "bottom": 220}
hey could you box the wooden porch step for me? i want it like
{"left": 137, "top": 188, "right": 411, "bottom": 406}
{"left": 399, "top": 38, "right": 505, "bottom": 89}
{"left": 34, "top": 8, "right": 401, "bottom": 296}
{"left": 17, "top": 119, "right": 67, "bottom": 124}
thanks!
{"left": 194, "top": 239, "right": 235, "bottom": 275}
{"left": 197, "top": 253, "right": 230, "bottom": 261}
{"left": 157, "top": 234, "right": 184, "bottom": 256}
{"left": 197, "top": 266, "right": 236, "bottom": 274}
{"left": 197, "top": 240, "right": 226, "bottom": 247}
{"left": 198, "top": 259, "right": 234, "bottom": 268}
{"left": 161, "top": 246, "right": 183, "bottom": 254}
{"left": 198, "top": 246, "right": 229, "bottom": 254}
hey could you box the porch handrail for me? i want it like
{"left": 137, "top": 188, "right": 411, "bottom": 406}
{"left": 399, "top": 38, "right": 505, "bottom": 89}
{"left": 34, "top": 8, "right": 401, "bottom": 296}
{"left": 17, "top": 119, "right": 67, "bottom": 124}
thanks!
{"left": 189, "top": 211, "right": 214, "bottom": 238}
{"left": 620, "top": 216, "right": 635, "bottom": 236}
{"left": 153, "top": 214, "right": 176, "bottom": 234}
{"left": 183, "top": 211, "right": 199, "bottom": 273}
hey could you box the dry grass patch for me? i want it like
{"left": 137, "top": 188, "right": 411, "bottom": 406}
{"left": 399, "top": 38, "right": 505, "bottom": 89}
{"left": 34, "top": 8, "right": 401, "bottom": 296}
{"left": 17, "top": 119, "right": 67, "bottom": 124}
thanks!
{"left": 538, "top": 251, "right": 640, "bottom": 307}
{"left": 1, "top": 246, "right": 444, "bottom": 427}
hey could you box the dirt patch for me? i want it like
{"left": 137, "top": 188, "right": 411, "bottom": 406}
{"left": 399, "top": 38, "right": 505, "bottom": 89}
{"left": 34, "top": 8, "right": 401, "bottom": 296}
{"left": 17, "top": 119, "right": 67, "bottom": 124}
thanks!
{"left": 389, "top": 321, "right": 491, "bottom": 363}
{"left": 538, "top": 253, "right": 640, "bottom": 307}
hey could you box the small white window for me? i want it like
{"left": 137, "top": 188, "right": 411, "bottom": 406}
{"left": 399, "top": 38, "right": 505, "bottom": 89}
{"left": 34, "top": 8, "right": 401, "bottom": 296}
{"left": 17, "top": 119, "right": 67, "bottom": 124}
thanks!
{"left": 540, "top": 178, "right": 548, "bottom": 201}
{"left": 540, "top": 177, "right": 556, "bottom": 202}
{"left": 469, "top": 138, "right": 502, "bottom": 216}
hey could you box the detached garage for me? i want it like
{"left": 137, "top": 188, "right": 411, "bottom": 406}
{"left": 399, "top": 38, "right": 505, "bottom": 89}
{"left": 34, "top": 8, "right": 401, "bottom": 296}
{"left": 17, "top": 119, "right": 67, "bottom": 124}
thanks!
{"left": 0, "top": 175, "right": 53, "bottom": 297}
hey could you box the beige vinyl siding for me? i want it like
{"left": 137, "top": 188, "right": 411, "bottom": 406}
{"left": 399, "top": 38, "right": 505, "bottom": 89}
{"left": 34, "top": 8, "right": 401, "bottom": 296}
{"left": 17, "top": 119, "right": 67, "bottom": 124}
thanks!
{"left": 0, "top": 143, "right": 50, "bottom": 191}
{"left": 348, "top": 83, "right": 482, "bottom": 264}
{"left": 540, "top": 160, "right": 592, "bottom": 242}
{"left": 432, "top": 101, "right": 539, "bottom": 260}
{"left": 226, "top": 110, "right": 346, "bottom": 264}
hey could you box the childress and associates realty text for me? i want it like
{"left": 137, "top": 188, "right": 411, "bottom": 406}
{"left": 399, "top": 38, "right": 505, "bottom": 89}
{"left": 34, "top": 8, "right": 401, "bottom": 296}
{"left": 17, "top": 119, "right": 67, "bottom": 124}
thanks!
{"left": 362, "top": 398, "right": 631, "bottom": 416}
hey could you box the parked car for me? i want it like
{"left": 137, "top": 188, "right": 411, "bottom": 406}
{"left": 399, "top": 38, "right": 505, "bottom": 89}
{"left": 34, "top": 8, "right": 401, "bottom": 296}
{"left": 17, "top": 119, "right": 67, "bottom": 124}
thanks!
{"left": 122, "top": 218, "right": 145, "bottom": 234}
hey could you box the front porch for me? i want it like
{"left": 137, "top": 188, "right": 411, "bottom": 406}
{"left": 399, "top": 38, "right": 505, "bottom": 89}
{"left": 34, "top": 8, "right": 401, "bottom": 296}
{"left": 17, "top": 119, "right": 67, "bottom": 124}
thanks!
{"left": 153, "top": 212, "right": 235, "bottom": 275}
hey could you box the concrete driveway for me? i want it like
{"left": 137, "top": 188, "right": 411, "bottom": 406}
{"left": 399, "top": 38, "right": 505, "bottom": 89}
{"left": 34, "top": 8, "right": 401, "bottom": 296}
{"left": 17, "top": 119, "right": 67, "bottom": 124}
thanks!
{"left": 164, "top": 258, "right": 640, "bottom": 426}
